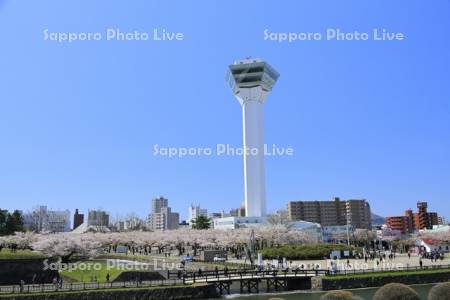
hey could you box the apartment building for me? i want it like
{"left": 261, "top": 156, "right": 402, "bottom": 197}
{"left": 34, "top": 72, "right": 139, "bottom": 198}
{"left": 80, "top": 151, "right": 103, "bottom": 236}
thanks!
{"left": 386, "top": 202, "right": 439, "bottom": 233}
{"left": 287, "top": 197, "right": 372, "bottom": 229}
{"left": 148, "top": 197, "right": 179, "bottom": 230}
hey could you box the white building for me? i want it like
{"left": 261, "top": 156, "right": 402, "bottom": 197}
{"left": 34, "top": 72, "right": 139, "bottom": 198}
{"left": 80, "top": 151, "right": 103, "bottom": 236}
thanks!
{"left": 227, "top": 58, "right": 279, "bottom": 217}
{"left": 213, "top": 216, "right": 265, "bottom": 230}
{"left": 188, "top": 204, "right": 208, "bottom": 225}
{"left": 23, "top": 206, "right": 70, "bottom": 232}
{"left": 438, "top": 216, "right": 448, "bottom": 225}
{"left": 418, "top": 238, "right": 450, "bottom": 253}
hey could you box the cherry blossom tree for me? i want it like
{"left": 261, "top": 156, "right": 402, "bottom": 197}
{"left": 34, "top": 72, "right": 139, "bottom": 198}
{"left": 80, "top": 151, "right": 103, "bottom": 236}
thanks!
{"left": 0, "top": 223, "right": 319, "bottom": 261}
{"left": 32, "top": 233, "right": 103, "bottom": 262}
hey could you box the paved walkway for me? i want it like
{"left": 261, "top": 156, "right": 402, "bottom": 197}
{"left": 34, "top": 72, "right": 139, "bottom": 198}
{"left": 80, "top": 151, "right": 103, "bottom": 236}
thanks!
{"left": 106, "top": 252, "right": 450, "bottom": 273}
{"left": 283, "top": 253, "right": 450, "bottom": 271}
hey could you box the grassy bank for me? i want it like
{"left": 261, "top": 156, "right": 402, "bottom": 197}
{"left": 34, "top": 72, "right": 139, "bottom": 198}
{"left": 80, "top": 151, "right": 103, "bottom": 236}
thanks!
{"left": 325, "top": 267, "right": 450, "bottom": 280}
{"left": 59, "top": 260, "right": 125, "bottom": 283}
{"left": 319, "top": 267, "right": 450, "bottom": 291}
{"left": 0, "top": 250, "right": 44, "bottom": 260}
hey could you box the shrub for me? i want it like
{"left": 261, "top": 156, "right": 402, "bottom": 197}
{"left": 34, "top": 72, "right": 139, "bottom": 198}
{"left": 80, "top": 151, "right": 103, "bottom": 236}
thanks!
{"left": 428, "top": 282, "right": 450, "bottom": 300}
{"left": 320, "top": 290, "right": 361, "bottom": 300}
{"left": 373, "top": 283, "right": 420, "bottom": 300}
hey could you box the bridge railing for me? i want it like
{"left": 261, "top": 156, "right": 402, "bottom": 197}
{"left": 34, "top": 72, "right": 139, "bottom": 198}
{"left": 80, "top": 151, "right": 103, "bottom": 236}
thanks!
{"left": 170, "top": 268, "right": 330, "bottom": 283}
{"left": 171, "top": 263, "right": 450, "bottom": 283}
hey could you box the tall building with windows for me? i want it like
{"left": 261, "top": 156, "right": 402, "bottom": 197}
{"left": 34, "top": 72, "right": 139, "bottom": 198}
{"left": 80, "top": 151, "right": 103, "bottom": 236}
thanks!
{"left": 87, "top": 210, "right": 109, "bottom": 227}
{"left": 346, "top": 199, "right": 372, "bottom": 230}
{"left": 151, "top": 197, "right": 168, "bottom": 214}
{"left": 287, "top": 197, "right": 372, "bottom": 229}
{"left": 148, "top": 197, "right": 179, "bottom": 230}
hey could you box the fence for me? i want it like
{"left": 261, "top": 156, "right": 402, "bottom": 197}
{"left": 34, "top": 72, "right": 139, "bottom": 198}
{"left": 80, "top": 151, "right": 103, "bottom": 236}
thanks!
{"left": 2, "top": 264, "right": 450, "bottom": 294}
{"left": 0, "top": 279, "right": 184, "bottom": 295}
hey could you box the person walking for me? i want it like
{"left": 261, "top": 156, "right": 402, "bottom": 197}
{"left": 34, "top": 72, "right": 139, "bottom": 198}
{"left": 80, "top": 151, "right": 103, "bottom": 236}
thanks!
{"left": 19, "top": 280, "right": 25, "bottom": 293}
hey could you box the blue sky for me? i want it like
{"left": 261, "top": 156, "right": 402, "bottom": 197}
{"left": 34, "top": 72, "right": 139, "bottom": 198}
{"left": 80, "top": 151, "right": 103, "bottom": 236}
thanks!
{"left": 0, "top": 0, "right": 449, "bottom": 221}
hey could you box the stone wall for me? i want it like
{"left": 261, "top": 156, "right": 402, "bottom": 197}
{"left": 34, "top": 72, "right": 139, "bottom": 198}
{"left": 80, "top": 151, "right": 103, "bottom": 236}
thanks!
{"left": 0, "top": 259, "right": 57, "bottom": 285}
{"left": 286, "top": 277, "right": 312, "bottom": 290}
{"left": 0, "top": 284, "right": 219, "bottom": 300}
{"left": 112, "top": 271, "right": 165, "bottom": 282}
{"left": 320, "top": 271, "right": 450, "bottom": 290}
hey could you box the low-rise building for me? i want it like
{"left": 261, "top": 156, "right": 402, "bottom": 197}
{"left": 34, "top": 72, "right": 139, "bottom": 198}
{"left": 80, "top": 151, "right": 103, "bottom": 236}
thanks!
{"left": 376, "top": 227, "right": 402, "bottom": 240}
{"left": 418, "top": 238, "right": 450, "bottom": 253}
{"left": 213, "top": 216, "right": 264, "bottom": 229}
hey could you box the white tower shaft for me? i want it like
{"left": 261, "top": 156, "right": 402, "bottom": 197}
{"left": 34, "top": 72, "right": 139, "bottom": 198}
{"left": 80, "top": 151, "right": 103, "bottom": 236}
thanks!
{"left": 227, "top": 58, "right": 279, "bottom": 219}
{"left": 235, "top": 86, "right": 269, "bottom": 217}
{"left": 242, "top": 98, "right": 266, "bottom": 217}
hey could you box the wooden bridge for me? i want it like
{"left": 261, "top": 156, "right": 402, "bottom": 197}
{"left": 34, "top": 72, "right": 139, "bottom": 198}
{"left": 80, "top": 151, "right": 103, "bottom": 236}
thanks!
{"left": 169, "top": 269, "right": 329, "bottom": 294}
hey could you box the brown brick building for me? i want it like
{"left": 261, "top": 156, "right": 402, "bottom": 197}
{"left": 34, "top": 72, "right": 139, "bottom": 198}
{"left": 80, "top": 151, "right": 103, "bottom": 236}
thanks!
{"left": 386, "top": 202, "right": 439, "bottom": 234}
{"left": 287, "top": 197, "right": 372, "bottom": 229}
{"left": 73, "top": 208, "right": 84, "bottom": 230}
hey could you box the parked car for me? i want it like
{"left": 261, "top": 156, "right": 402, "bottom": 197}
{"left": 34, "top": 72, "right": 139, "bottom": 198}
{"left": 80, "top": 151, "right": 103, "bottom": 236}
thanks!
{"left": 213, "top": 255, "right": 227, "bottom": 262}
{"left": 181, "top": 255, "right": 193, "bottom": 262}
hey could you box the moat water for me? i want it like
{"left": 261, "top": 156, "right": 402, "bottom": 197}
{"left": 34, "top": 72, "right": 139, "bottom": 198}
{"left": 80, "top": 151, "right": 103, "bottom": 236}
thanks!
{"left": 206, "top": 283, "right": 436, "bottom": 300}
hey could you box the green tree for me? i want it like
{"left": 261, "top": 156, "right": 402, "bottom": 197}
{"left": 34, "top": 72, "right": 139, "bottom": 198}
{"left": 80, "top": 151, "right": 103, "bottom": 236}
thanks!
{"left": 0, "top": 209, "right": 8, "bottom": 235}
{"left": 0, "top": 209, "right": 24, "bottom": 236}
{"left": 7, "top": 210, "right": 24, "bottom": 233}
{"left": 191, "top": 215, "right": 211, "bottom": 230}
